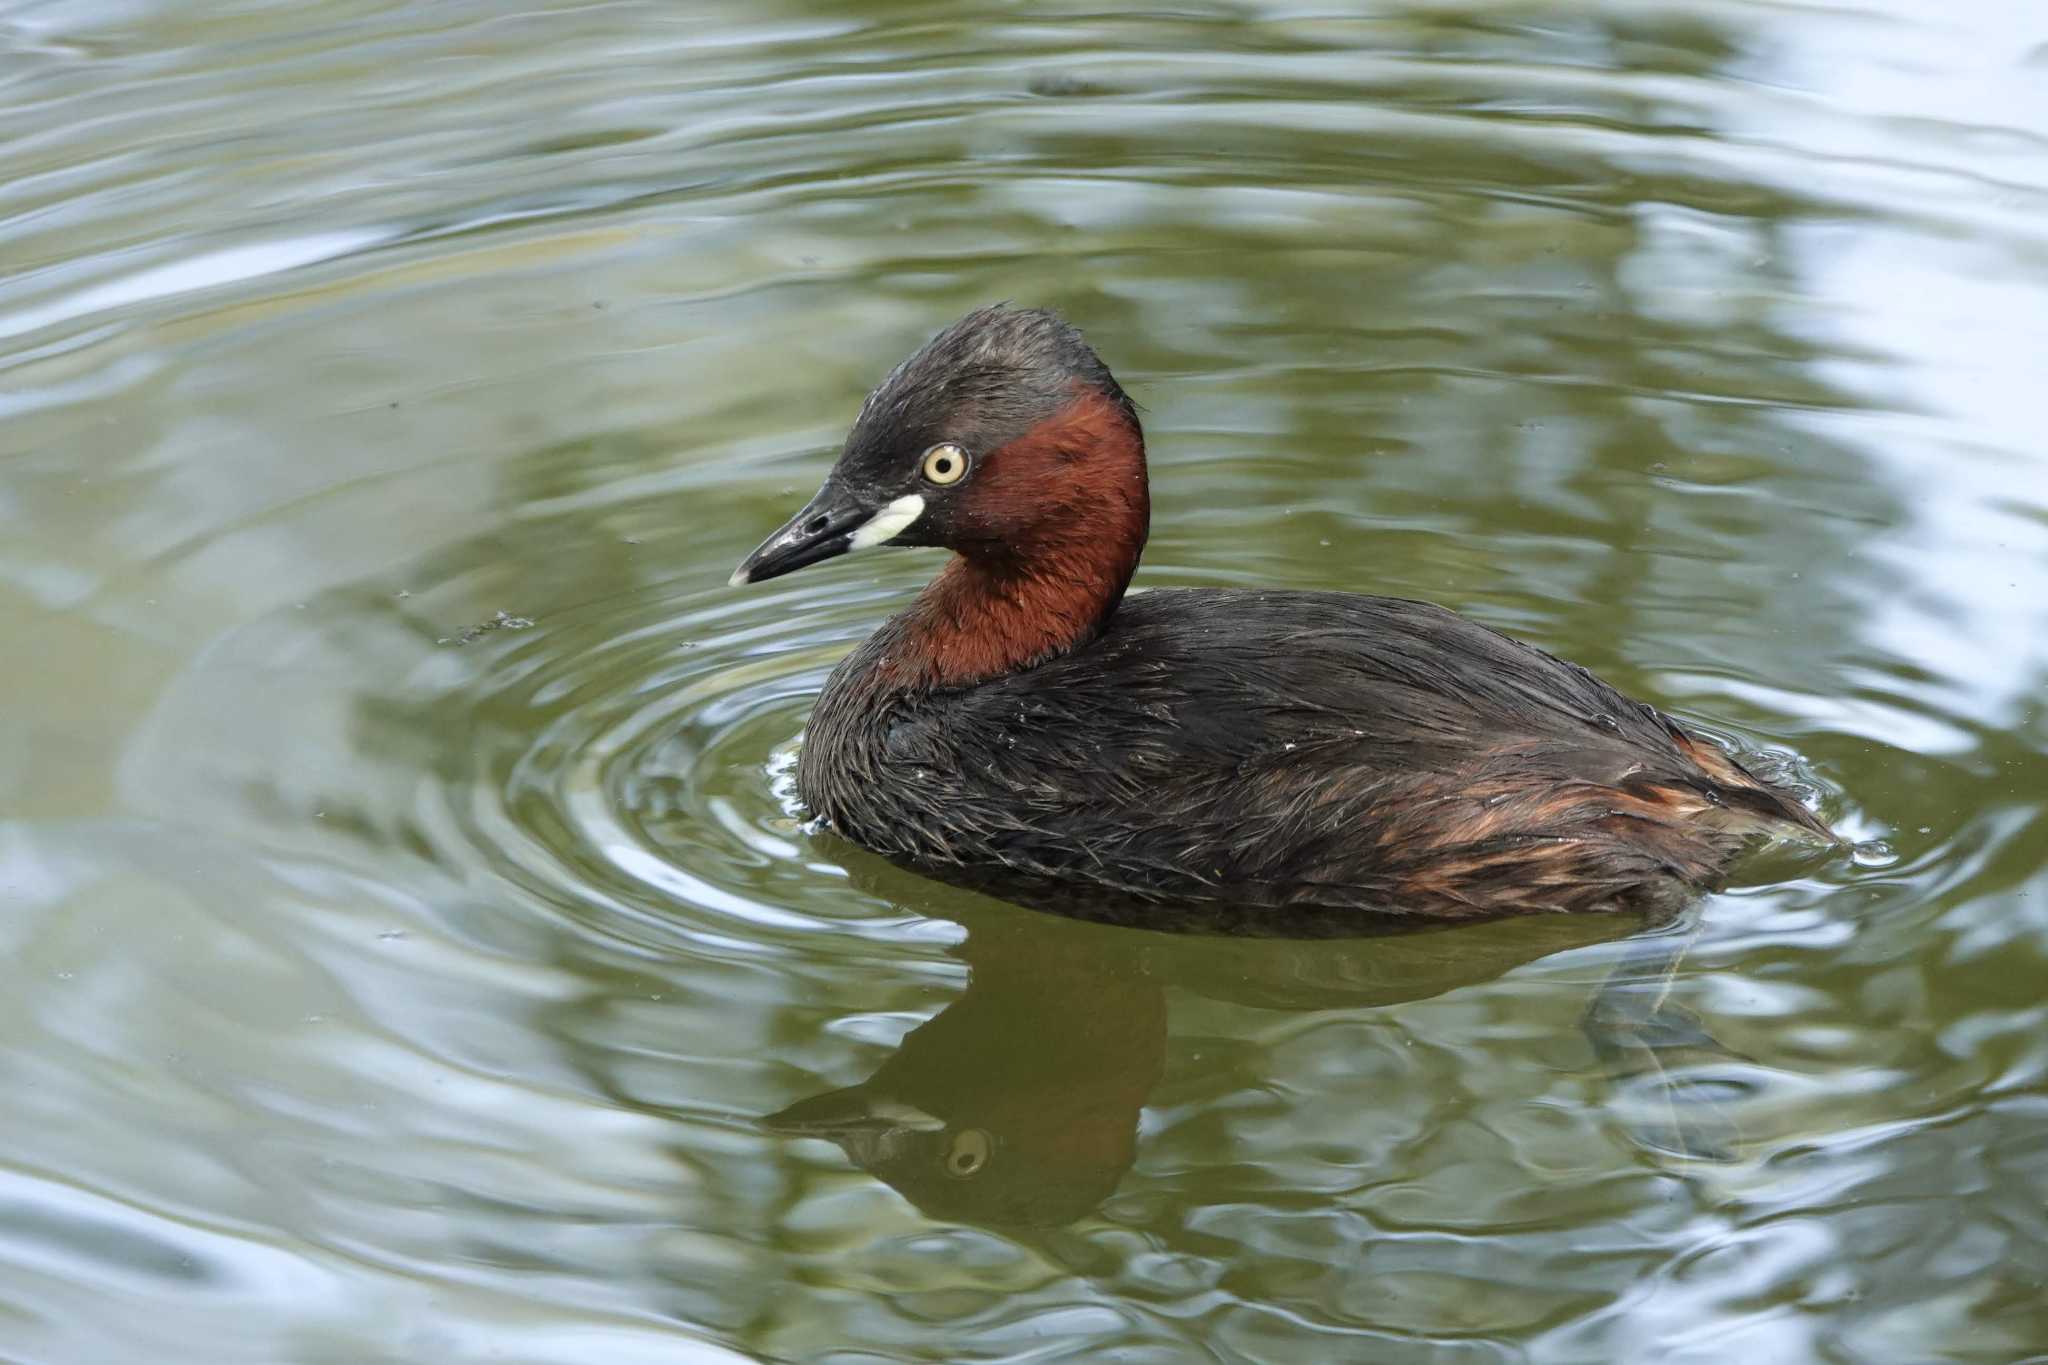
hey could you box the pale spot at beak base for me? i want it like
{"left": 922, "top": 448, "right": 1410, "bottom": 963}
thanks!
{"left": 849, "top": 493, "right": 927, "bottom": 550}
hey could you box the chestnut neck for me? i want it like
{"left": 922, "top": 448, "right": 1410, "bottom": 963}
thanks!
{"left": 879, "top": 391, "right": 1148, "bottom": 692}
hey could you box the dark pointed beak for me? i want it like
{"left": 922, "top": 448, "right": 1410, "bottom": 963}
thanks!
{"left": 729, "top": 483, "right": 870, "bottom": 587}
{"left": 761, "top": 1085, "right": 946, "bottom": 1139}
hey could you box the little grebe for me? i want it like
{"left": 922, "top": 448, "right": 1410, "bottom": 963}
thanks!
{"left": 732, "top": 306, "right": 1833, "bottom": 919}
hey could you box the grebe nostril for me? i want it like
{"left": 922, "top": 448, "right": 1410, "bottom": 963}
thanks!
{"left": 729, "top": 303, "right": 1835, "bottom": 922}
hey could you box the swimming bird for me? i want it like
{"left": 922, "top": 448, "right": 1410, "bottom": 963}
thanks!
{"left": 731, "top": 306, "right": 1833, "bottom": 921}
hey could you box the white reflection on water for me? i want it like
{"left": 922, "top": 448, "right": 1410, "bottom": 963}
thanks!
{"left": 0, "top": 229, "right": 396, "bottom": 342}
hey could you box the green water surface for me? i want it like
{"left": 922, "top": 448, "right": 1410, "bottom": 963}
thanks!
{"left": 2, "top": 2, "right": 2045, "bottom": 1361}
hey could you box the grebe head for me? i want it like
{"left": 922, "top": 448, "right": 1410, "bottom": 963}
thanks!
{"left": 731, "top": 305, "right": 1146, "bottom": 587}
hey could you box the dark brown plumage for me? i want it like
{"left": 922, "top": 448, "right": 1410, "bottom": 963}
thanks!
{"left": 733, "top": 305, "right": 1834, "bottom": 922}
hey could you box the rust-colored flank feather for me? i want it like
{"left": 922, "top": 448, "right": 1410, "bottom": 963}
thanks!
{"left": 734, "top": 305, "right": 1835, "bottom": 925}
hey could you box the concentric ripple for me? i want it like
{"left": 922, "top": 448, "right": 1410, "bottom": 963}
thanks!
{"left": 408, "top": 567, "right": 954, "bottom": 961}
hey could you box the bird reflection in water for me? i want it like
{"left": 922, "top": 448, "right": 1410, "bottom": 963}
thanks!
{"left": 766, "top": 907, "right": 1164, "bottom": 1228}
{"left": 765, "top": 870, "right": 1743, "bottom": 1230}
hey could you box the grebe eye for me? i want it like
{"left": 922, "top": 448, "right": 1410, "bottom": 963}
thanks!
{"left": 920, "top": 443, "right": 968, "bottom": 486}
{"left": 943, "top": 1128, "right": 991, "bottom": 1178}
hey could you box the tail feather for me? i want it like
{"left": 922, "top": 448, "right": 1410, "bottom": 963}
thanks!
{"left": 1671, "top": 730, "right": 1836, "bottom": 844}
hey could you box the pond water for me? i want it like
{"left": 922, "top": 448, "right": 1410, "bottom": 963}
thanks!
{"left": 3, "top": 1, "right": 2046, "bottom": 1360}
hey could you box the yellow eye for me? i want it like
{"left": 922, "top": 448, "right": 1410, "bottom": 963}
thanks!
{"left": 921, "top": 443, "right": 968, "bottom": 486}
{"left": 943, "top": 1128, "right": 992, "bottom": 1178}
